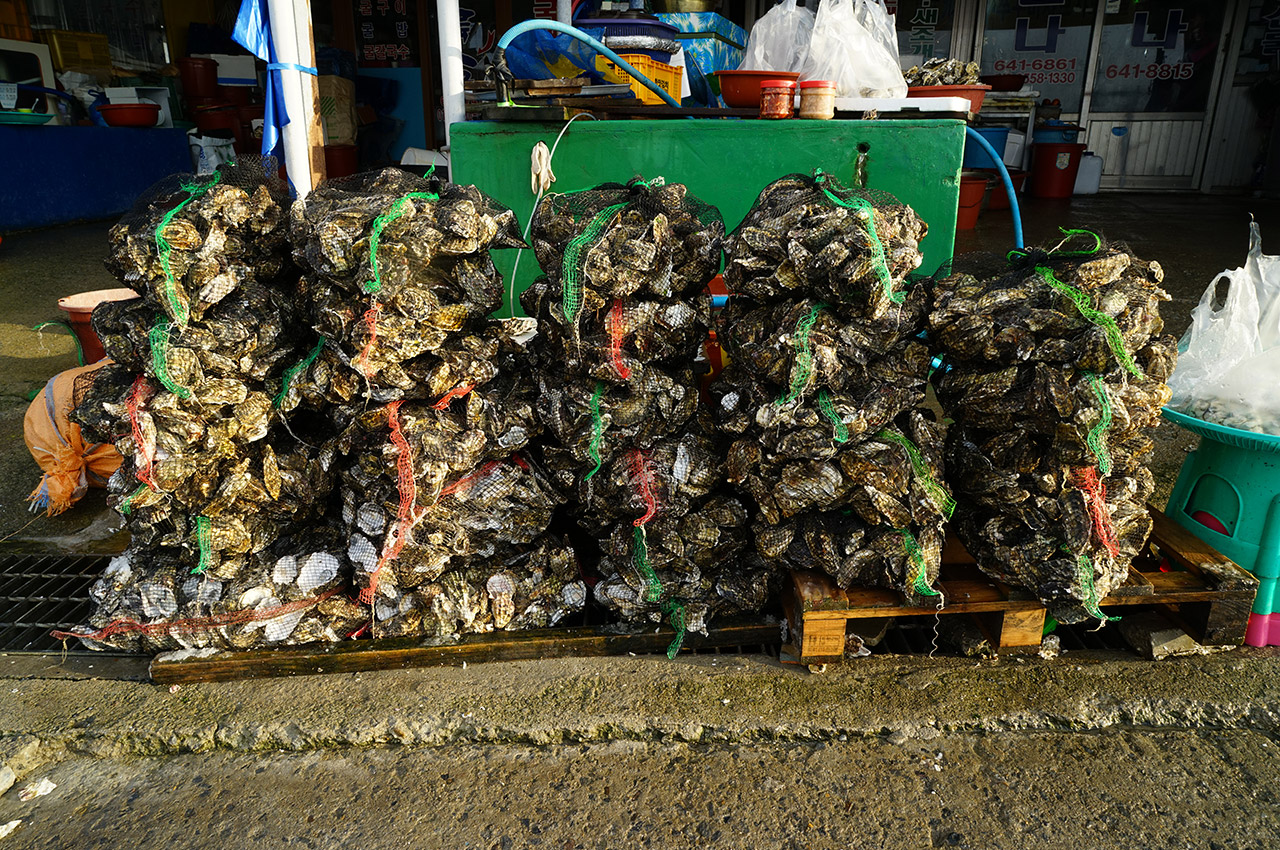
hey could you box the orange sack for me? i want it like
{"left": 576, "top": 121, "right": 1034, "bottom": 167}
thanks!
{"left": 24, "top": 360, "right": 123, "bottom": 515}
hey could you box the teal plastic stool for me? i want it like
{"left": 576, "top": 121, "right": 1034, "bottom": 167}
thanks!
{"left": 1164, "top": 409, "right": 1280, "bottom": 645}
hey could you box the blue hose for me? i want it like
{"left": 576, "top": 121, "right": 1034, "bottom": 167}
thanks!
{"left": 497, "top": 19, "right": 682, "bottom": 108}
{"left": 963, "top": 125, "right": 1024, "bottom": 250}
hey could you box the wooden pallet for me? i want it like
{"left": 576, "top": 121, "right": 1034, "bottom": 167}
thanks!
{"left": 148, "top": 616, "right": 780, "bottom": 685}
{"left": 783, "top": 506, "right": 1259, "bottom": 669}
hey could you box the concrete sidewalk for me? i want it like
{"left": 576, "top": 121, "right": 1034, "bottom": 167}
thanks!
{"left": 2, "top": 650, "right": 1280, "bottom": 848}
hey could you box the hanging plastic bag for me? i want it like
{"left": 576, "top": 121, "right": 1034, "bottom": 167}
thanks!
{"left": 24, "top": 361, "right": 122, "bottom": 516}
{"left": 738, "top": 0, "right": 815, "bottom": 73}
{"left": 797, "top": 0, "right": 907, "bottom": 98}
{"left": 1168, "top": 222, "right": 1280, "bottom": 433}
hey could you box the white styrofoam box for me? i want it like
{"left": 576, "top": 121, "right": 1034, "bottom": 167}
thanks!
{"left": 832, "top": 96, "right": 971, "bottom": 113}
{"left": 1004, "top": 130, "right": 1025, "bottom": 168}
{"left": 105, "top": 86, "right": 141, "bottom": 103}
{"left": 195, "top": 53, "right": 258, "bottom": 86}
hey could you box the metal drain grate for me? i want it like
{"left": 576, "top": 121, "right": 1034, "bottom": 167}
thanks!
{"left": 0, "top": 553, "right": 110, "bottom": 652}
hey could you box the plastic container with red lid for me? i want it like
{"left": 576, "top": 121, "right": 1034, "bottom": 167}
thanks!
{"left": 798, "top": 79, "right": 836, "bottom": 119}
{"left": 760, "top": 79, "right": 796, "bottom": 119}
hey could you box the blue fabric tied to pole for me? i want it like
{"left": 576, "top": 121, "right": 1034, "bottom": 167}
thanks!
{"left": 232, "top": 0, "right": 297, "bottom": 176}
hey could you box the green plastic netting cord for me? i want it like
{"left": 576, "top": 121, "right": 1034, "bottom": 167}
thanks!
{"left": 149, "top": 317, "right": 191, "bottom": 399}
{"left": 117, "top": 484, "right": 148, "bottom": 517}
{"left": 1077, "top": 552, "right": 1120, "bottom": 623}
{"left": 812, "top": 169, "right": 900, "bottom": 304}
{"left": 274, "top": 336, "right": 326, "bottom": 408}
{"left": 562, "top": 202, "right": 627, "bottom": 324}
{"left": 817, "top": 389, "right": 849, "bottom": 443}
{"left": 583, "top": 381, "right": 607, "bottom": 482}
{"left": 192, "top": 515, "right": 212, "bottom": 575}
{"left": 1083, "top": 371, "right": 1114, "bottom": 477}
{"left": 662, "top": 599, "right": 687, "bottom": 659}
{"left": 1035, "top": 266, "right": 1144, "bottom": 378}
{"left": 363, "top": 190, "right": 440, "bottom": 295}
{"left": 633, "top": 525, "right": 663, "bottom": 604}
{"left": 155, "top": 172, "right": 221, "bottom": 327}
{"left": 877, "top": 429, "right": 956, "bottom": 519}
{"left": 777, "top": 303, "right": 826, "bottom": 405}
{"left": 900, "top": 529, "right": 939, "bottom": 597}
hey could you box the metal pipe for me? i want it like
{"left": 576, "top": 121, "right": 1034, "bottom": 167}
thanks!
{"left": 557, "top": 0, "right": 573, "bottom": 24}
{"left": 266, "top": 0, "right": 317, "bottom": 195}
{"left": 497, "top": 19, "right": 682, "bottom": 108}
{"left": 438, "top": 0, "right": 466, "bottom": 149}
{"left": 964, "top": 125, "right": 1024, "bottom": 249}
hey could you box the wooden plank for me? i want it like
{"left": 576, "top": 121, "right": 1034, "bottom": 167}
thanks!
{"left": 1108, "top": 567, "right": 1156, "bottom": 597}
{"left": 997, "top": 608, "right": 1047, "bottom": 651}
{"left": 797, "top": 617, "right": 847, "bottom": 661}
{"left": 150, "top": 618, "right": 780, "bottom": 685}
{"left": 1148, "top": 506, "right": 1259, "bottom": 591}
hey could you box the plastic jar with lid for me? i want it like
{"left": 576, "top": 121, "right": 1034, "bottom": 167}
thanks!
{"left": 759, "top": 80, "right": 796, "bottom": 119}
{"left": 798, "top": 80, "right": 837, "bottom": 119}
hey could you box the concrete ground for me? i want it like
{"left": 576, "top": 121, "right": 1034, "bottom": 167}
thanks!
{"left": 4, "top": 193, "right": 1280, "bottom": 847}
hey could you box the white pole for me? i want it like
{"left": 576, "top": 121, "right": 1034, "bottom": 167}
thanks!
{"left": 557, "top": 0, "right": 573, "bottom": 24}
{"left": 267, "top": 0, "right": 324, "bottom": 195}
{"left": 438, "top": 0, "right": 465, "bottom": 151}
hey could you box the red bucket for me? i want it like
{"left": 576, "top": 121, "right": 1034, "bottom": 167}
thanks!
{"left": 323, "top": 144, "right": 359, "bottom": 179}
{"left": 956, "top": 172, "right": 991, "bottom": 230}
{"left": 177, "top": 57, "right": 218, "bottom": 99}
{"left": 976, "top": 168, "right": 1028, "bottom": 210}
{"left": 1030, "top": 142, "right": 1086, "bottom": 198}
{"left": 58, "top": 289, "right": 140, "bottom": 363}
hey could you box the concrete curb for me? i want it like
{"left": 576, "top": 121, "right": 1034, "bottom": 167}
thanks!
{"left": 4, "top": 649, "right": 1280, "bottom": 782}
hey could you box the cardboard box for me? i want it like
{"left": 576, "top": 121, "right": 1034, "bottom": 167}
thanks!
{"left": 195, "top": 53, "right": 259, "bottom": 87}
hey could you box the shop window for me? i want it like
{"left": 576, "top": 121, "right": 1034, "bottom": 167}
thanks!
{"left": 1090, "top": 0, "right": 1226, "bottom": 113}
{"left": 981, "top": 0, "right": 1097, "bottom": 113}
{"left": 888, "top": 0, "right": 956, "bottom": 64}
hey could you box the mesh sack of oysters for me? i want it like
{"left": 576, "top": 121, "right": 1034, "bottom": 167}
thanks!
{"left": 903, "top": 58, "right": 982, "bottom": 87}
{"left": 582, "top": 419, "right": 776, "bottom": 649}
{"left": 714, "top": 172, "right": 952, "bottom": 601}
{"left": 288, "top": 168, "right": 525, "bottom": 404}
{"left": 104, "top": 157, "right": 294, "bottom": 329}
{"left": 523, "top": 178, "right": 775, "bottom": 641}
{"left": 928, "top": 232, "right": 1177, "bottom": 623}
{"left": 59, "top": 160, "right": 369, "bottom": 651}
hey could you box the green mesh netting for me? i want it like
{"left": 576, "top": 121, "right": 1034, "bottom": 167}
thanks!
{"left": 662, "top": 599, "right": 686, "bottom": 659}
{"left": 155, "top": 172, "right": 222, "bottom": 327}
{"left": 583, "top": 381, "right": 607, "bottom": 482}
{"left": 877, "top": 429, "right": 955, "bottom": 519}
{"left": 363, "top": 190, "right": 441, "bottom": 295}
{"left": 274, "top": 336, "right": 326, "bottom": 408}
{"left": 1035, "top": 266, "right": 1143, "bottom": 379}
{"left": 192, "top": 515, "right": 212, "bottom": 575}
{"left": 901, "top": 529, "right": 939, "bottom": 597}
{"left": 1084, "top": 371, "right": 1114, "bottom": 477}
{"left": 812, "top": 169, "right": 900, "bottom": 305}
{"left": 148, "top": 317, "right": 190, "bottom": 399}
{"left": 633, "top": 525, "right": 663, "bottom": 603}
{"left": 117, "top": 484, "right": 148, "bottom": 517}
{"left": 1077, "top": 552, "right": 1120, "bottom": 623}
{"left": 777, "top": 303, "right": 826, "bottom": 405}
{"left": 817, "top": 389, "right": 849, "bottom": 443}
{"left": 561, "top": 202, "right": 627, "bottom": 323}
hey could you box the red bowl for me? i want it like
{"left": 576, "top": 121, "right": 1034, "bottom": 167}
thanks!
{"left": 714, "top": 70, "right": 801, "bottom": 108}
{"left": 906, "top": 84, "right": 991, "bottom": 114}
{"left": 98, "top": 103, "right": 161, "bottom": 127}
{"left": 980, "top": 74, "right": 1026, "bottom": 92}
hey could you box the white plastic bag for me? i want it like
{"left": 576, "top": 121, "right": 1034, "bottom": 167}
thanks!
{"left": 187, "top": 129, "right": 236, "bottom": 175}
{"left": 798, "top": 0, "right": 906, "bottom": 98}
{"left": 738, "top": 0, "right": 815, "bottom": 73}
{"left": 1168, "top": 222, "right": 1280, "bottom": 433}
